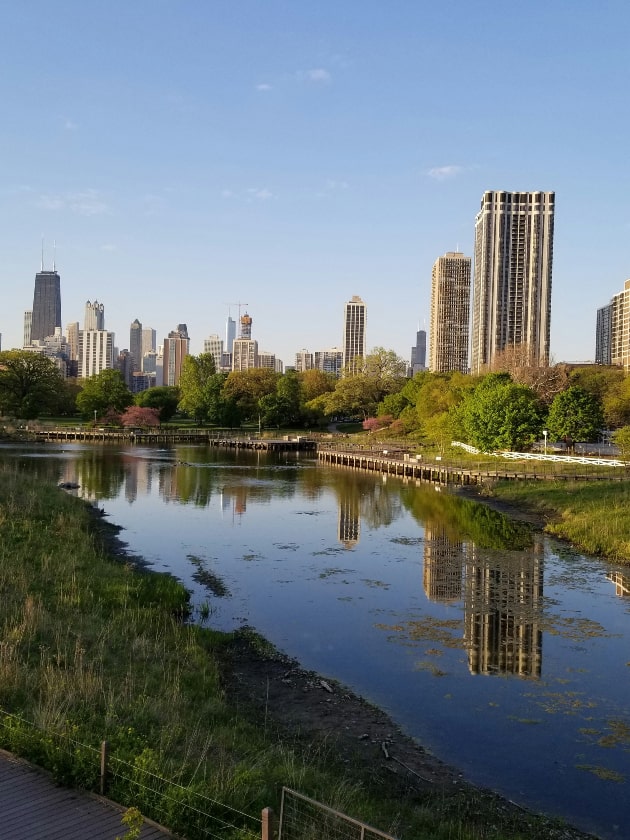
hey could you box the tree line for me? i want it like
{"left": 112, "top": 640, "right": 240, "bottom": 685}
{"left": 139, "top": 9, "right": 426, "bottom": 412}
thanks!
{"left": 2, "top": 347, "right": 630, "bottom": 454}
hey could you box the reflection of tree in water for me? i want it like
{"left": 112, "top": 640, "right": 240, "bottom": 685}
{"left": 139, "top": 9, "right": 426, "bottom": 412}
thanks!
{"left": 60, "top": 448, "right": 126, "bottom": 501}
{"left": 400, "top": 485, "right": 532, "bottom": 550}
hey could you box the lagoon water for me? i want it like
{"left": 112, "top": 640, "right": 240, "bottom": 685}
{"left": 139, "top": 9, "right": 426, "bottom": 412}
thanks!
{"left": 3, "top": 441, "right": 630, "bottom": 838}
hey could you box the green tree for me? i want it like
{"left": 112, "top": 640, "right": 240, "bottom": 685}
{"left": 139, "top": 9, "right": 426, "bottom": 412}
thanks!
{"left": 298, "top": 369, "right": 336, "bottom": 403}
{"left": 223, "top": 369, "right": 278, "bottom": 420}
{"left": 602, "top": 375, "right": 630, "bottom": 428}
{"left": 0, "top": 350, "right": 66, "bottom": 419}
{"left": 177, "top": 353, "right": 217, "bottom": 424}
{"left": 76, "top": 370, "right": 133, "bottom": 420}
{"left": 135, "top": 386, "right": 180, "bottom": 422}
{"left": 546, "top": 386, "right": 604, "bottom": 443}
{"left": 458, "top": 375, "right": 544, "bottom": 452}
{"left": 613, "top": 426, "right": 630, "bottom": 460}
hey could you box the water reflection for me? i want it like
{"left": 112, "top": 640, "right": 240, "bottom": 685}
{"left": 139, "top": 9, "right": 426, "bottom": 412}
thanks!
{"left": 4, "top": 442, "right": 630, "bottom": 839}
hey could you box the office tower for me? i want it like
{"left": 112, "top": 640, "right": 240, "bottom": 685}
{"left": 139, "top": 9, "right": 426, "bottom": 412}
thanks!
{"left": 129, "top": 319, "right": 143, "bottom": 371}
{"left": 23, "top": 311, "right": 32, "bottom": 347}
{"left": 240, "top": 312, "right": 252, "bottom": 340}
{"left": 410, "top": 329, "right": 427, "bottom": 375}
{"left": 430, "top": 252, "right": 471, "bottom": 373}
{"left": 471, "top": 191, "right": 555, "bottom": 374}
{"left": 610, "top": 280, "right": 630, "bottom": 370}
{"left": 203, "top": 334, "right": 223, "bottom": 371}
{"left": 31, "top": 269, "right": 62, "bottom": 341}
{"left": 342, "top": 296, "right": 367, "bottom": 372}
{"left": 162, "top": 324, "right": 190, "bottom": 386}
{"left": 596, "top": 304, "right": 612, "bottom": 366}
{"left": 78, "top": 330, "right": 114, "bottom": 377}
{"left": 117, "top": 349, "right": 134, "bottom": 386}
{"left": 84, "top": 300, "right": 105, "bottom": 331}
{"left": 225, "top": 316, "right": 236, "bottom": 354}
{"left": 141, "top": 327, "right": 156, "bottom": 358}
{"left": 314, "top": 348, "right": 343, "bottom": 377}
{"left": 65, "top": 322, "right": 80, "bottom": 361}
{"left": 232, "top": 338, "right": 258, "bottom": 371}
{"left": 295, "top": 350, "right": 313, "bottom": 372}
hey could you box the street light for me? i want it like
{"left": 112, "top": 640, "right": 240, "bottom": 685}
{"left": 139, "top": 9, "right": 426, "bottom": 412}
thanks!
{"left": 543, "top": 429, "right": 548, "bottom": 455}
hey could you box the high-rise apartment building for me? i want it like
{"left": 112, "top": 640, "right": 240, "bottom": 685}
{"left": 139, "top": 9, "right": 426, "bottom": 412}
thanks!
{"left": 23, "top": 311, "right": 32, "bottom": 347}
{"left": 129, "top": 319, "right": 143, "bottom": 372}
{"left": 65, "top": 322, "right": 80, "bottom": 362}
{"left": 232, "top": 339, "right": 258, "bottom": 371}
{"left": 610, "top": 280, "right": 630, "bottom": 370}
{"left": 162, "top": 324, "right": 190, "bottom": 386}
{"left": 430, "top": 252, "right": 471, "bottom": 373}
{"left": 240, "top": 313, "right": 253, "bottom": 340}
{"left": 203, "top": 334, "right": 223, "bottom": 371}
{"left": 595, "top": 304, "right": 612, "bottom": 366}
{"left": 78, "top": 330, "right": 114, "bottom": 378}
{"left": 314, "top": 348, "right": 343, "bottom": 377}
{"left": 471, "top": 191, "right": 555, "bottom": 374}
{"left": 84, "top": 300, "right": 105, "bottom": 331}
{"left": 342, "top": 296, "right": 366, "bottom": 372}
{"left": 295, "top": 350, "right": 313, "bottom": 372}
{"left": 31, "top": 269, "right": 62, "bottom": 341}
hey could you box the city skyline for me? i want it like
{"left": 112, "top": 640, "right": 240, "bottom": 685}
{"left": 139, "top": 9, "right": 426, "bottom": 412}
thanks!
{"left": 2, "top": 3, "right": 630, "bottom": 365}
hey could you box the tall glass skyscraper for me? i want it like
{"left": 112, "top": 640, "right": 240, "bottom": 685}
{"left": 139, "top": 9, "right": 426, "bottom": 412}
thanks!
{"left": 31, "top": 270, "right": 61, "bottom": 341}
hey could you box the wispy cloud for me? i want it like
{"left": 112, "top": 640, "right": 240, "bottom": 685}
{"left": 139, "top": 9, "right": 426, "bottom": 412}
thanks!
{"left": 316, "top": 178, "right": 350, "bottom": 198}
{"left": 256, "top": 83, "right": 272, "bottom": 92}
{"left": 64, "top": 119, "right": 78, "bottom": 131}
{"left": 305, "top": 68, "right": 331, "bottom": 84}
{"left": 427, "top": 165, "right": 464, "bottom": 181}
{"left": 247, "top": 188, "right": 273, "bottom": 201}
{"left": 36, "top": 189, "right": 111, "bottom": 216}
{"left": 100, "top": 243, "right": 117, "bottom": 252}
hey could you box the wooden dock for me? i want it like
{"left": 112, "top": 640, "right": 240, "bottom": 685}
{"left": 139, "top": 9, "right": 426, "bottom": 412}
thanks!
{"left": 317, "top": 448, "right": 625, "bottom": 485}
{"left": 0, "top": 750, "right": 173, "bottom": 839}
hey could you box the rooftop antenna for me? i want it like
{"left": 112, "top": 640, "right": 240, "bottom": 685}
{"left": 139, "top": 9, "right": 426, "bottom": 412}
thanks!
{"left": 225, "top": 301, "right": 249, "bottom": 320}
{"left": 53, "top": 239, "right": 56, "bottom": 272}
{"left": 41, "top": 237, "right": 44, "bottom": 271}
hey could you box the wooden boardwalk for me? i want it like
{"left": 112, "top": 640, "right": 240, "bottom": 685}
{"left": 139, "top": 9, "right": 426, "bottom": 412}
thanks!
{"left": 0, "top": 750, "right": 174, "bottom": 840}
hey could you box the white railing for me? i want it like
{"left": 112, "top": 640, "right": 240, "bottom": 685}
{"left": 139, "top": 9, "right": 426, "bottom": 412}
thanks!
{"left": 451, "top": 441, "right": 627, "bottom": 468}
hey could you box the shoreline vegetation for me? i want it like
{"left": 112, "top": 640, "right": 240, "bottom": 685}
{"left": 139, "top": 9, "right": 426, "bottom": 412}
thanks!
{"left": 0, "top": 463, "right": 599, "bottom": 840}
{"left": 476, "top": 478, "right": 630, "bottom": 565}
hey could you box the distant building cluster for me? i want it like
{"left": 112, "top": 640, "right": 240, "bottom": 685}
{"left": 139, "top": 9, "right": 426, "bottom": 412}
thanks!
{"left": 28, "top": 188, "right": 630, "bottom": 389}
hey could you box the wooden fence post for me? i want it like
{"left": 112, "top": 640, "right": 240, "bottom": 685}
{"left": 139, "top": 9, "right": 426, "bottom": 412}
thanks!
{"left": 261, "top": 806, "right": 274, "bottom": 840}
{"left": 100, "top": 740, "right": 109, "bottom": 796}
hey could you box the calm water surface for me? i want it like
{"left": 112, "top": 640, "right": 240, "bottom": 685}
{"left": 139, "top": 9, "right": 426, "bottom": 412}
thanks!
{"left": 4, "top": 442, "right": 630, "bottom": 839}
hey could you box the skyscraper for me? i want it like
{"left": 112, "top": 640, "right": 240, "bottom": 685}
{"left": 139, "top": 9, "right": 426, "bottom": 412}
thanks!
{"left": 225, "top": 316, "right": 236, "bottom": 354}
{"left": 410, "top": 329, "right": 427, "bottom": 376}
{"left": 610, "top": 280, "right": 630, "bottom": 370}
{"left": 84, "top": 300, "right": 105, "bottom": 330}
{"left": 595, "top": 304, "right": 612, "bottom": 366}
{"left": 240, "top": 313, "right": 252, "bottom": 339}
{"left": 471, "top": 191, "right": 555, "bottom": 374}
{"left": 342, "top": 296, "right": 366, "bottom": 372}
{"left": 31, "top": 269, "right": 61, "bottom": 341}
{"left": 78, "top": 330, "right": 114, "bottom": 377}
{"left": 129, "top": 318, "right": 142, "bottom": 372}
{"left": 162, "top": 324, "right": 190, "bottom": 386}
{"left": 203, "top": 334, "right": 223, "bottom": 371}
{"left": 429, "top": 252, "right": 471, "bottom": 373}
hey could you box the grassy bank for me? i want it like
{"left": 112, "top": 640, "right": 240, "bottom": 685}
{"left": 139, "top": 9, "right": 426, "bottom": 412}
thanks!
{"left": 0, "top": 464, "right": 591, "bottom": 839}
{"left": 488, "top": 478, "right": 630, "bottom": 564}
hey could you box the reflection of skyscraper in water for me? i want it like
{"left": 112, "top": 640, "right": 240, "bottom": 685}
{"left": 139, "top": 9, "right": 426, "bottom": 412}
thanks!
{"left": 606, "top": 572, "right": 630, "bottom": 597}
{"left": 338, "top": 496, "right": 360, "bottom": 548}
{"left": 464, "top": 539, "right": 543, "bottom": 677}
{"left": 422, "top": 524, "right": 464, "bottom": 602}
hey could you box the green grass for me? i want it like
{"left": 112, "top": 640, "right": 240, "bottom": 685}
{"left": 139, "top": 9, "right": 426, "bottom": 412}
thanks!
{"left": 0, "top": 464, "right": 586, "bottom": 839}
{"left": 489, "top": 479, "right": 630, "bottom": 563}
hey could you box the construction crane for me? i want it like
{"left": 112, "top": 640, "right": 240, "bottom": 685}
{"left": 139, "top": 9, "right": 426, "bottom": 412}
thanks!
{"left": 225, "top": 302, "right": 249, "bottom": 321}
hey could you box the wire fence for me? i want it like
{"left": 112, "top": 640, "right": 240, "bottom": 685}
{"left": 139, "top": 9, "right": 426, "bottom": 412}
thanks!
{"left": 0, "top": 708, "right": 263, "bottom": 840}
{"left": 278, "top": 788, "right": 398, "bottom": 840}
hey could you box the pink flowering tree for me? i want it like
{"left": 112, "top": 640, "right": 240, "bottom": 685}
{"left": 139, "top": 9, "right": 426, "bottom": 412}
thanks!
{"left": 362, "top": 414, "right": 394, "bottom": 432}
{"left": 120, "top": 406, "right": 161, "bottom": 428}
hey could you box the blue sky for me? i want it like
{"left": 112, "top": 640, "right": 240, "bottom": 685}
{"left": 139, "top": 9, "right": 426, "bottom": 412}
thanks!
{"left": 2, "top": 1, "right": 629, "bottom": 367}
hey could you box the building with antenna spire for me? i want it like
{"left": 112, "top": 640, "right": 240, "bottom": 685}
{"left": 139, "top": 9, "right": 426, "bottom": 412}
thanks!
{"left": 31, "top": 246, "right": 61, "bottom": 342}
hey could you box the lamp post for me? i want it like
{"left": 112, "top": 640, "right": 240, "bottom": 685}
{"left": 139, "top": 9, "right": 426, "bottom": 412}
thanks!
{"left": 94, "top": 409, "right": 97, "bottom": 427}
{"left": 543, "top": 429, "right": 548, "bottom": 455}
